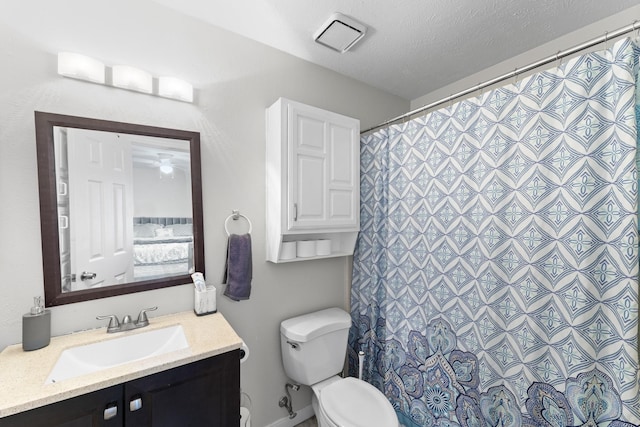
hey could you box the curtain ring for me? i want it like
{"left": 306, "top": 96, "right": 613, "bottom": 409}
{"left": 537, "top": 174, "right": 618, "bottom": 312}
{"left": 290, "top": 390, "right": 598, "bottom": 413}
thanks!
{"left": 556, "top": 50, "right": 563, "bottom": 67}
{"left": 604, "top": 31, "right": 612, "bottom": 60}
{"left": 513, "top": 67, "right": 519, "bottom": 84}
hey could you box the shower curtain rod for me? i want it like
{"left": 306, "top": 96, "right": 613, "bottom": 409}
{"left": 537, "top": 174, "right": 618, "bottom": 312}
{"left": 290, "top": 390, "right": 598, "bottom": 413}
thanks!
{"left": 362, "top": 20, "right": 640, "bottom": 134}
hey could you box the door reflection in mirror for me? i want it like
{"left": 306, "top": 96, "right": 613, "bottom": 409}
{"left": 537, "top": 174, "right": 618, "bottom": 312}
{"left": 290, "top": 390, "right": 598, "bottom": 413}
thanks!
{"left": 54, "top": 126, "right": 193, "bottom": 293}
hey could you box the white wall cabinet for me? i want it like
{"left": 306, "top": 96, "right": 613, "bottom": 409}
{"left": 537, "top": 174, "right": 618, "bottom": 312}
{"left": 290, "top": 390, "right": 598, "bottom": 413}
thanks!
{"left": 266, "top": 98, "right": 360, "bottom": 263}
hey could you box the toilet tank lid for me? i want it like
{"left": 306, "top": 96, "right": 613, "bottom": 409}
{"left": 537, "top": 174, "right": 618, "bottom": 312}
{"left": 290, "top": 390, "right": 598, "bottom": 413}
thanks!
{"left": 280, "top": 308, "right": 351, "bottom": 342}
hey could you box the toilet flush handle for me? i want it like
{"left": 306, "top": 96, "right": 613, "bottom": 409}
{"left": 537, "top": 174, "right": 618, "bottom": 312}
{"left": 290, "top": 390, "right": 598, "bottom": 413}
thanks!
{"left": 286, "top": 341, "right": 300, "bottom": 350}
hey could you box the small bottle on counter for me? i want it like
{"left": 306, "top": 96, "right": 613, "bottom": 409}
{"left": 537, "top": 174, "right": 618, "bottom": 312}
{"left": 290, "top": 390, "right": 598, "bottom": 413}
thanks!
{"left": 22, "top": 296, "right": 51, "bottom": 351}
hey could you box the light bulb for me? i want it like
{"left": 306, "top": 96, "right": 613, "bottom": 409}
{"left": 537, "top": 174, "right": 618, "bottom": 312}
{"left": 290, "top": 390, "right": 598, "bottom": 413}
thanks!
{"left": 160, "top": 164, "right": 174, "bottom": 174}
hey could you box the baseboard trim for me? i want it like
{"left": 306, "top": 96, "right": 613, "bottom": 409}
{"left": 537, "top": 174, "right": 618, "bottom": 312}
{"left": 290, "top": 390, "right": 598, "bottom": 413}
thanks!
{"left": 264, "top": 404, "right": 314, "bottom": 427}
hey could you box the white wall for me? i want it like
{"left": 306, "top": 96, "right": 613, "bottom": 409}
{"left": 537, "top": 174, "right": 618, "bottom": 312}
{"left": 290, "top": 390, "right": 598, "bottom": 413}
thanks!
{"left": 133, "top": 167, "right": 192, "bottom": 218}
{"left": 411, "top": 5, "right": 640, "bottom": 110}
{"left": 0, "top": 2, "right": 408, "bottom": 425}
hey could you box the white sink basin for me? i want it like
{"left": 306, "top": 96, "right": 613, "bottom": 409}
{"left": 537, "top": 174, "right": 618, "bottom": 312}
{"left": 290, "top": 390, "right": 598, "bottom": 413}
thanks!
{"left": 45, "top": 325, "right": 189, "bottom": 384}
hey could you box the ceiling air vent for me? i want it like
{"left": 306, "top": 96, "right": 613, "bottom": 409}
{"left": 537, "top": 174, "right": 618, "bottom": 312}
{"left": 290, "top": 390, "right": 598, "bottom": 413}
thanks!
{"left": 314, "top": 13, "right": 367, "bottom": 53}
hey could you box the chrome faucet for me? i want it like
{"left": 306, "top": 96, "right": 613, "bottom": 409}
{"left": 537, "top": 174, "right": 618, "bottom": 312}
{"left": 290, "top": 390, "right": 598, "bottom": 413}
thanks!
{"left": 97, "top": 307, "right": 158, "bottom": 333}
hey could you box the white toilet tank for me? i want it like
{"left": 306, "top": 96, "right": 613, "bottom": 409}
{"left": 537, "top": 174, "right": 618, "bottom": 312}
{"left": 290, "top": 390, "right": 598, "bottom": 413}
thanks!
{"left": 280, "top": 308, "right": 351, "bottom": 386}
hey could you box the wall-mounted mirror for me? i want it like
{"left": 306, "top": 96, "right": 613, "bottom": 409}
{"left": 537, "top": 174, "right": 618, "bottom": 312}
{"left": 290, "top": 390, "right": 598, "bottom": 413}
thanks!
{"left": 35, "top": 112, "right": 205, "bottom": 306}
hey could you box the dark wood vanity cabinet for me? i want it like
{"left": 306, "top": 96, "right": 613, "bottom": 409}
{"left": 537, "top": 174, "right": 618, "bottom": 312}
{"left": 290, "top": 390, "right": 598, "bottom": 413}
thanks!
{"left": 0, "top": 385, "right": 124, "bottom": 427}
{"left": 0, "top": 350, "right": 240, "bottom": 427}
{"left": 125, "top": 350, "right": 240, "bottom": 426}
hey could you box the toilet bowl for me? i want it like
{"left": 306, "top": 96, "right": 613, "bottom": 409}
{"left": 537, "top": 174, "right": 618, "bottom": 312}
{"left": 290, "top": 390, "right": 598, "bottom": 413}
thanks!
{"left": 280, "top": 308, "right": 398, "bottom": 427}
{"left": 312, "top": 377, "right": 397, "bottom": 427}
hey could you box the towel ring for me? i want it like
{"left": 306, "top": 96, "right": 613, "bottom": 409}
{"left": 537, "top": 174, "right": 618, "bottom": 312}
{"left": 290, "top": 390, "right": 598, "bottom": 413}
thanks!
{"left": 224, "top": 210, "right": 252, "bottom": 236}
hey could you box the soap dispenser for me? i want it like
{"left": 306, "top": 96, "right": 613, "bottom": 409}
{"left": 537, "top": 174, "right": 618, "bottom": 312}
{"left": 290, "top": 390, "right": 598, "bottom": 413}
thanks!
{"left": 22, "top": 296, "right": 51, "bottom": 351}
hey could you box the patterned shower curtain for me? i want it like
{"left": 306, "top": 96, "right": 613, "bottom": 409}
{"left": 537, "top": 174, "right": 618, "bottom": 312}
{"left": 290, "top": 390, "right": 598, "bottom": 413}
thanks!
{"left": 349, "top": 38, "right": 640, "bottom": 426}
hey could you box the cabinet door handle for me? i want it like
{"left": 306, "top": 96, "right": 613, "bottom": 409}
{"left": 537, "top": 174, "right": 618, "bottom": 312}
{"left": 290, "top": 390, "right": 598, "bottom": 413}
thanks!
{"left": 104, "top": 403, "right": 118, "bottom": 420}
{"left": 129, "top": 396, "right": 143, "bottom": 412}
{"left": 293, "top": 203, "right": 298, "bottom": 221}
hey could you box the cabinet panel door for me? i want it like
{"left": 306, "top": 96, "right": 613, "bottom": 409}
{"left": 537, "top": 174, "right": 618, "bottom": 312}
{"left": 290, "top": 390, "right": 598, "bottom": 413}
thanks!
{"left": 327, "top": 121, "right": 358, "bottom": 226}
{"left": 124, "top": 350, "right": 240, "bottom": 427}
{"left": 288, "top": 106, "right": 327, "bottom": 230}
{"left": 0, "top": 385, "right": 123, "bottom": 427}
{"left": 287, "top": 103, "right": 359, "bottom": 231}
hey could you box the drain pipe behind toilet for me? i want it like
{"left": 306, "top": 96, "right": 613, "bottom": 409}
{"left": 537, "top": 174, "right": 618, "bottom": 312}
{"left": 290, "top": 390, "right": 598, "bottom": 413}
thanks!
{"left": 358, "top": 351, "right": 365, "bottom": 380}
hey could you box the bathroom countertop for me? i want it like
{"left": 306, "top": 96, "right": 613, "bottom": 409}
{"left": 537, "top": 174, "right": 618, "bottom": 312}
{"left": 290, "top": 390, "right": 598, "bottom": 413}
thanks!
{"left": 0, "top": 311, "right": 242, "bottom": 418}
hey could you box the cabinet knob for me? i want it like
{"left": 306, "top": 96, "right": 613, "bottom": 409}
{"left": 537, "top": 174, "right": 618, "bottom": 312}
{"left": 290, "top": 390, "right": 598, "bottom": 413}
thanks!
{"left": 104, "top": 403, "right": 118, "bottom": 420}
{"left": 130, "top": 396, "right": 143, "bottom": 412}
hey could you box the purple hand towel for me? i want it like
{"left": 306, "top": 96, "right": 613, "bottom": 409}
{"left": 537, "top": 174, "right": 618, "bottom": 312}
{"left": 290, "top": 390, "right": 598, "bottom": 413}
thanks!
{"left": 223, "top": 233, "right": 252, "bottom": 301}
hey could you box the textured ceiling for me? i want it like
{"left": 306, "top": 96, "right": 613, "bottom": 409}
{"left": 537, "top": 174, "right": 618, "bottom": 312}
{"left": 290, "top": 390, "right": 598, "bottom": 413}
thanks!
{"left": 151, "top": 0, "right": 640, "bottom": 100}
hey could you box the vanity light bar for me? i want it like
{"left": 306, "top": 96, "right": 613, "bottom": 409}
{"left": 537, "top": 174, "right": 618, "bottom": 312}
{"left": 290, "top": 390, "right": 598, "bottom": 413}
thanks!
{"left": 158, "top": 76, "right": 193, "bottom": 103}
{"left": 112, "top": 65, "right": 153, "bottom": 94}
{"left": 57, "top": 52, "right": 106, "bottom": 84}
{"left": 56, "top": 52, "right": 194, "bottom": 103}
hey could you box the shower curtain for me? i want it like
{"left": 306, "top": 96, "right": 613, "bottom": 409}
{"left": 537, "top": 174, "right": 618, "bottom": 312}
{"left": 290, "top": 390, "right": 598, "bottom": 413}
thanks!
{"left": 349, "top": 38, "right": 640, "bottom": 426}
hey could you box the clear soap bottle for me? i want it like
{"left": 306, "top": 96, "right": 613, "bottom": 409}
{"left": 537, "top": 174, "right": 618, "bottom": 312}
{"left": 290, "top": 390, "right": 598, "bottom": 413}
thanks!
{"left": 22, "top": 296, "right": 51, "bottom": 351}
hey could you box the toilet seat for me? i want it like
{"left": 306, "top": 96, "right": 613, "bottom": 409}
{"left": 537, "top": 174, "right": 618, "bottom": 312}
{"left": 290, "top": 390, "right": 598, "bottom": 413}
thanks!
{"left": 319, "top": 378, "right": 397, "bottom": 427}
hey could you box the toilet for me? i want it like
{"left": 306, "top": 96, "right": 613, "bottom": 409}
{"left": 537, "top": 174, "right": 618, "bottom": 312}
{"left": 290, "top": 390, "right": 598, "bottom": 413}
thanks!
{"left": 280, "top": 308, "right": 398, "bottom": 427}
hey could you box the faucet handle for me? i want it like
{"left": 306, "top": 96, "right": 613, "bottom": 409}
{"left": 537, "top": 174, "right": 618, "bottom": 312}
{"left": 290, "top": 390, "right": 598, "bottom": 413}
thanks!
{"left": 96, "top": 315, "right": 121, "bottom": 333}
{"left": 136, "top": 306, "right": 158, "bottom": 327}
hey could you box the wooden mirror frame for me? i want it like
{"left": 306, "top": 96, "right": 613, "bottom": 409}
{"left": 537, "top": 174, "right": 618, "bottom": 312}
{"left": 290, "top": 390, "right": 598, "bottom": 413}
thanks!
{"left": 35, "top": 111, "right": 205, "bottom": 306}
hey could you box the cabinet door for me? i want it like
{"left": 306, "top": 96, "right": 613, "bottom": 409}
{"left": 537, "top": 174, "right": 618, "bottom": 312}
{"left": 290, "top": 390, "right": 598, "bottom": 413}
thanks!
{"left": 0, "top": 385, "right": 123, "bottom": 427}
{"left": 287, "top": 102, "right": 359, "bottom": 231}
{"left": 124, "top": 350, "right": 240, "bottom": 427}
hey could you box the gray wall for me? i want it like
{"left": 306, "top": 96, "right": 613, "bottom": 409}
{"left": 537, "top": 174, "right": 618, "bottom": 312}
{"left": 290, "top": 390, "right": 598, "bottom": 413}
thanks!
{"left": 0, "top": 2, "right": 408, "bottom": 426}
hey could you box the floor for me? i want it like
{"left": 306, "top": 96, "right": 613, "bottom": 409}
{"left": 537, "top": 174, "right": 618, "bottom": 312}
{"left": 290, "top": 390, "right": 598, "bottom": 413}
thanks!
{"left": 294, "top": 416, "right": 317, "bottom": 427}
